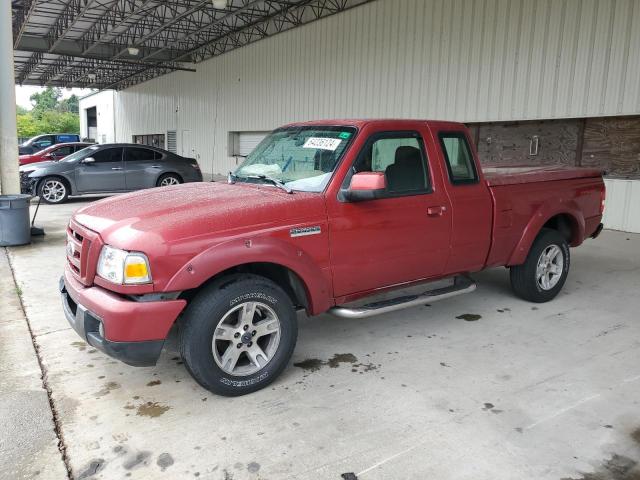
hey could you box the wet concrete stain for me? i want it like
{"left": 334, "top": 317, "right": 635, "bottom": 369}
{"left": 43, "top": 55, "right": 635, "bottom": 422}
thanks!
{"left": 136, "top": 402, "right": 171, "bottom": 418}
{"left": 294, "top": 353, "right": 358, "bottom": 372}
{"left": 123, "top": 451, "right": 151, "bottom": 470}
{"left": 457, "top": 313, "right": 482, "bottom": 321}
{"left": 157, "top": 453, "right": 174, "bottom": 471}
{"left": 147, "top": 380, "right": 162, "bottom": 387}
{"left": 328, "top": 353, "right": 357, "bottom": 368}
{"left": 482, "top": 402, "right": 503, "bottom": 414}
{"left": 71, "top": 341, "right": 87, "bottom": 351}
{"left": 223, "top": 469, "right": 234, "bottom": 480}
{"left": 631, "top": 427, "right": 640, "bottom": 444}
{"left": 341, "top": 473, "right": 359, "bottom": 480}
{"left": 293, "top": 358, "right": 324, "bottom": 372}
{"left": 247, "top": 462, "right": 260, "bottom": 473}
{"left": 94, "top": 381, "right": 120, "bottom": 398}
{"left": 77, "top": 459, "right": 104, "bottom": 479}
{"left": 561, "top": 454, "right": 639, "bottom": 480}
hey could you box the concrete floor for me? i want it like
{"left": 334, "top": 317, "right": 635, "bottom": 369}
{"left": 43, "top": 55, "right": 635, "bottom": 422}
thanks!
{"left": 2, "top": 198, "right": 639, "bottom": 480}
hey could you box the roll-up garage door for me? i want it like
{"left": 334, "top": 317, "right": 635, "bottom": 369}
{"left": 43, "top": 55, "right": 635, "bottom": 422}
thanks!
{"left": 238, "top": 132, "right": 269, "bottom": 157}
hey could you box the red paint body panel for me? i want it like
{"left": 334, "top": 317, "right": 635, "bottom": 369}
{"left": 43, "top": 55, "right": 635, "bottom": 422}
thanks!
{"left": 65, "top": 119, "right": 605, "bottom": 343}
{"left": 64, "top": 265, "right": 186, "bottom": 342}
{"left": 19, "top": 142, "right": 91, "bottom": 166}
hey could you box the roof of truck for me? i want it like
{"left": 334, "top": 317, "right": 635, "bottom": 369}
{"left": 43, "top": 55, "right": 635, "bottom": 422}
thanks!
{"left": 483, "top": 165, "right": 604, "bottom": 186}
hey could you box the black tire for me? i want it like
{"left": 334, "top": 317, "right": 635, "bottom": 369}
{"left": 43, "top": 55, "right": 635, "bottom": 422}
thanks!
{"left": 510, "top": 228, "right": 570, "bottom": 303}
{"left": 156, "top": 173, "right": 182, "bottom": 187}
{"left": 178, "top": 274, "right": 297, "bottom": 396}
{"left": 38, "top": 176, "right": 69, "bottom": 204}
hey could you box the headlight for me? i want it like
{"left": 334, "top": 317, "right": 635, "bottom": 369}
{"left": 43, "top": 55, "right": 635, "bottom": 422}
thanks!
{"left": 97, "top": 245, "right": 152, "bottom": 284}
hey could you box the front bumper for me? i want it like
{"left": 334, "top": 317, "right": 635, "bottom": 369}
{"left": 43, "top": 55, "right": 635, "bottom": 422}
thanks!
{"left": 60, "top": 266, "right": 186, "bottom": 367}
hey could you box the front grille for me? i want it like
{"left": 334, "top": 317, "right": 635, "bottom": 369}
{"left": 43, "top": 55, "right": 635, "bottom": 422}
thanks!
{"left": 66, "top": 220, "right": 98, "bottom": 285}
{"left": 19, "top": 171, "right": 35, "bottom": 194}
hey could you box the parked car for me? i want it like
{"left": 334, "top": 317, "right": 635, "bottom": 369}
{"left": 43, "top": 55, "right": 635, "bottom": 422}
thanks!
{"left": 20, "top": 143, "right": 202, "bottom": 204}
{"left": 19, "top": 142, "right": 93, "bottom": 166}
{"left": 18, "top": 133, "right": 81, "bottom": 155}
{"left": 60, "top": 119, "right": 605, "bottom": 396}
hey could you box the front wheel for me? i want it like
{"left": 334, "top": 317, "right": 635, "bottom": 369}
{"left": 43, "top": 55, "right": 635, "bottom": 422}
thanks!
{"left": 38, "top": 177, "right": 69, "bottom": 204}
{"left": 178, "top": 274, "right": 297, "bottom": 396}
{"left": 510, "top": 228, "right": 570, "bottom": 303}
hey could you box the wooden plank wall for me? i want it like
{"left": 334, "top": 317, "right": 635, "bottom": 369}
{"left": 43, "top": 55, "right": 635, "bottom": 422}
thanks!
{"left": 468, "top": 116, "right": 640, "bottom": 179}
{"left": 582, "top": 117, "right": 640, "bottom": 178}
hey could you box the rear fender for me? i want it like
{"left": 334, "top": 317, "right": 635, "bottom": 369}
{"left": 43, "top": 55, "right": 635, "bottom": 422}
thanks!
{"left": 164, "top": 236, "right": 333, "bottom": 315}
{"left": 507, "top": 201, "right": 585, "bottom": 266}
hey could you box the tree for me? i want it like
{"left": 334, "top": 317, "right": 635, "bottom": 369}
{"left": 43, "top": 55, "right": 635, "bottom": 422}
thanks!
{"left": 30, "top": 87, "right": 62, "bottom": 118}
{"left": 58, "top": 94, "right": 79, "bottom": 114}
{"left": 17, "top": 87, "right": 80, "bottom": 138}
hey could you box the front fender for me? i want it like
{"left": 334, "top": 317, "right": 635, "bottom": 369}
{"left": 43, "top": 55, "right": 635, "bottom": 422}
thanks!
{"left": 507, "top": 201, "right": 585, "bottom": 266}
{"left": 164, "top": 236, "right": 334, "bottom": 315}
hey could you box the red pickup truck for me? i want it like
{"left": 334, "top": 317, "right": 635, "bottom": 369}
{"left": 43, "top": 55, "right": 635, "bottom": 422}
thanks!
{"left": 61, "top": 120, "right": 605, "bottom": 396}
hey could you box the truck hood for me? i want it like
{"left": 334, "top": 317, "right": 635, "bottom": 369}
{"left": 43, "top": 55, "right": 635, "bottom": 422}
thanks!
{"left": 74, "top": 182, "right": 327, "bottom": 249}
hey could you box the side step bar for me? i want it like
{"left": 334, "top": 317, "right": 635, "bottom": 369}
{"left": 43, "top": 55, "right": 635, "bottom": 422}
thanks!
{"left": 329, "top": 275, "right": 476, "bottom": 319}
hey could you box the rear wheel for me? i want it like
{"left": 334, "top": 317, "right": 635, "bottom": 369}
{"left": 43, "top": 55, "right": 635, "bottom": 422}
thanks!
{"left": 38, "top": 177, "right": 69, "bottom": 204}
{"left": 157, "top": 173, "right": 181, "bottom": 187}
{"left": 510, "top": 228, "right": 570, "bottom": 303}
{"left": 179, "top": 274, "right": 297, "bottom": 396}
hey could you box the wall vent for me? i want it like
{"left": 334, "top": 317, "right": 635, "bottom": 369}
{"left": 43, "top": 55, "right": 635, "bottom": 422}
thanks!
{"left": 167, "top": 130, "right": 177, "bottom": 153}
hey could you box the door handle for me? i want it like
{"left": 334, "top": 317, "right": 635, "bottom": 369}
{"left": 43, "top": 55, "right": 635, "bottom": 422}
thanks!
{"left": 427, "top": 206, "right": 446, "bottom": 217}
{"left": 111, "top": 167, "right": 123, "bottom": 170}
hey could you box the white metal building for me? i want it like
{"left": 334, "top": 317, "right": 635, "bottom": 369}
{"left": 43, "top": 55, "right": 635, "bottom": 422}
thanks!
{"left": 79, "top": 90, "right": 116, "bottom": 144}
{"left": 77, "top": 0, "right": 640, "bottom": 232}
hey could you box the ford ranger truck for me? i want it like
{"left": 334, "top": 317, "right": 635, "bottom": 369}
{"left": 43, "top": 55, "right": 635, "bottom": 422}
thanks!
{"left": 61, "top": 120, "right": 605, "bottom": 396}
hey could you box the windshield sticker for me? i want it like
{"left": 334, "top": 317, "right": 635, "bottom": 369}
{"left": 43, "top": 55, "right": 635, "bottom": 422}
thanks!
{"left": 338, "top": 132, "right": 352, "bottom": 139}
{"left": 303, "top": 137, "right": 342, "bottom": 151}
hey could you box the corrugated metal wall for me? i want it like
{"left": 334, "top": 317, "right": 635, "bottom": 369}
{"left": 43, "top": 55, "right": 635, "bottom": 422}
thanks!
{"left": 603, "top": 179, "right": 640, "bottom": 232}
{"left": 115, "top": 0, "right": 640, "bottom": 176}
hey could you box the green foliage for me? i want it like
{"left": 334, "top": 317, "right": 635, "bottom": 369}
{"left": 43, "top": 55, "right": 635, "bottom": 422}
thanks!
{"left": 17, "top": 87, "right": 80, "bottom": 138}
{"left": 58, "top": 94, "right": 79, "bottom": 114}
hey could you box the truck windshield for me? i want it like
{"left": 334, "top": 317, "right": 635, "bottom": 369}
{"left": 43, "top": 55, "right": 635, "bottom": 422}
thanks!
{"left": 234, "top": 126, "right": 356, "bottom": 192}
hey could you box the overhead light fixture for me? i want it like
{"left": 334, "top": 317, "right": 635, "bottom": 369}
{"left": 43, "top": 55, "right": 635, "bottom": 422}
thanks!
{"left": 87, "top": 73, "right": 96, "bottom": 80}
{"left": 127, "top": 47, "right": 140, "bottom": 56}
{"left": 211, "top": 0, "right": 227, "bottom": 9}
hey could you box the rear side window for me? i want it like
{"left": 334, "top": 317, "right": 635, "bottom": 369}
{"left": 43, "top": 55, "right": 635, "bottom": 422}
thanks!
{"left": 52, "top": 146, "right": 73, "bottom": 156}
{"left": 438, "top": 132, "right": 478, "bottom": 185}
{"left": 126, "top": 147, "right": 157, "bottom": 162}
{"left": 92, "top": 147, "right": 123, "bottom": 163}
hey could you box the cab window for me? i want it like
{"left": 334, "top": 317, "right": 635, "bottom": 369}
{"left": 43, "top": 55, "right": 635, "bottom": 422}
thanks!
{"left": 349, "top": 131, "right": 430, "bottom": 195}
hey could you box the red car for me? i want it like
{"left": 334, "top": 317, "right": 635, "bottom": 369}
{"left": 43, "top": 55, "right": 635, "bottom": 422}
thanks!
{"left": 61, "top": 119, "right": 605, "bottom": 396}
{"left": 19, "top": 142, "right": 92, "bottom": 166}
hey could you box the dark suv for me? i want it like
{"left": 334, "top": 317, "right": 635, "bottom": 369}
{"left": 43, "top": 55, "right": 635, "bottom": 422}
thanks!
{"left": 19, "top": 134, "right": 82, "bottom": 155}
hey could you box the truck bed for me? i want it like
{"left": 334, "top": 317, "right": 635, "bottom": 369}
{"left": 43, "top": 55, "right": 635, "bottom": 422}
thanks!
{"left": 483, "top": 165, "right": 603, "bottom": 186}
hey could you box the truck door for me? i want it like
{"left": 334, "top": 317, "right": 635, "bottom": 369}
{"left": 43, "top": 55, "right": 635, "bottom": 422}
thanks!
{"left": 327, "top": 130, "right": 452, "bottom": 297}
{"left": 436, "top": 130, "right": 493, "bottom": 273}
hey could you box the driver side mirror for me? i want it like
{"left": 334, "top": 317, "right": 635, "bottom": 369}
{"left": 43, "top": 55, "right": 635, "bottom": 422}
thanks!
{"left": 44, "top": 153, "right": 53, "bottom": 159}
{"left": 81, "top": 157, "right": 95, "bottom": 164}
{"left": 341, "top": 172, "right": 386, "bottom": 202}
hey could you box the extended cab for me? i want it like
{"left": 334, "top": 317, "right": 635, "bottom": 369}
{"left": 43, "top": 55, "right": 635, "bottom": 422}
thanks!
{"left": 60, "top": 120, "right": 605, "bottom": 396}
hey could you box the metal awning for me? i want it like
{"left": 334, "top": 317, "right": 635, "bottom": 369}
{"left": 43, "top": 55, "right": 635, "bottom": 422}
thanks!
{"left": 12, "top": 0, "right": 373, "bottom": 90}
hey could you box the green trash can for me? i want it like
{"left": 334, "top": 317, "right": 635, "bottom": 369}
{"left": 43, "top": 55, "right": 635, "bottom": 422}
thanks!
{"left": 0, "top": 194, "right": 32, "bottom": 246}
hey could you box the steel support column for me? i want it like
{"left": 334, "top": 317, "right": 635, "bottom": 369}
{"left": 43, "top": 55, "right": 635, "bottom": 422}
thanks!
{"left": 1, "top": 0, "right": 20, "bottom": 195}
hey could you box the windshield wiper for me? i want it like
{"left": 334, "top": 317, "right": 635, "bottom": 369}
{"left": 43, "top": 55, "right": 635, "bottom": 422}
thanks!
{"left": 232, "top": 172, "right": 293, "bottom": 194}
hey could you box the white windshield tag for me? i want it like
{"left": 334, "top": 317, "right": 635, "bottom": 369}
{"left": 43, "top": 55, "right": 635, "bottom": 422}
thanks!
{"left": 303, "top": 137, "right": 342, "bottom": 151}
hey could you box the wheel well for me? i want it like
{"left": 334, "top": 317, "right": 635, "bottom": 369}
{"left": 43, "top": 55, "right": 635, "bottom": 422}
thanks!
{"left": 179, "top": 262, "right": 310, "bottom": 312}
{"left": 542, "top": 214, "right": 578, "bottom": 245}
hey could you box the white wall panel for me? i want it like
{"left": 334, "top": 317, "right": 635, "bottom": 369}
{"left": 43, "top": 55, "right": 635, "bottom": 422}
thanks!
{"left": 114, "top": 0, "right": 640, "bottom": 176}
{"left": 603, "top": 179, "right": 640, "bottom": 233}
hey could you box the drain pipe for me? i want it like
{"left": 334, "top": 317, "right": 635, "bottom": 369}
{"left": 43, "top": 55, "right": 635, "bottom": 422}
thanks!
{"left": 0, "top": 0, "right": 20, "bottom": 195}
